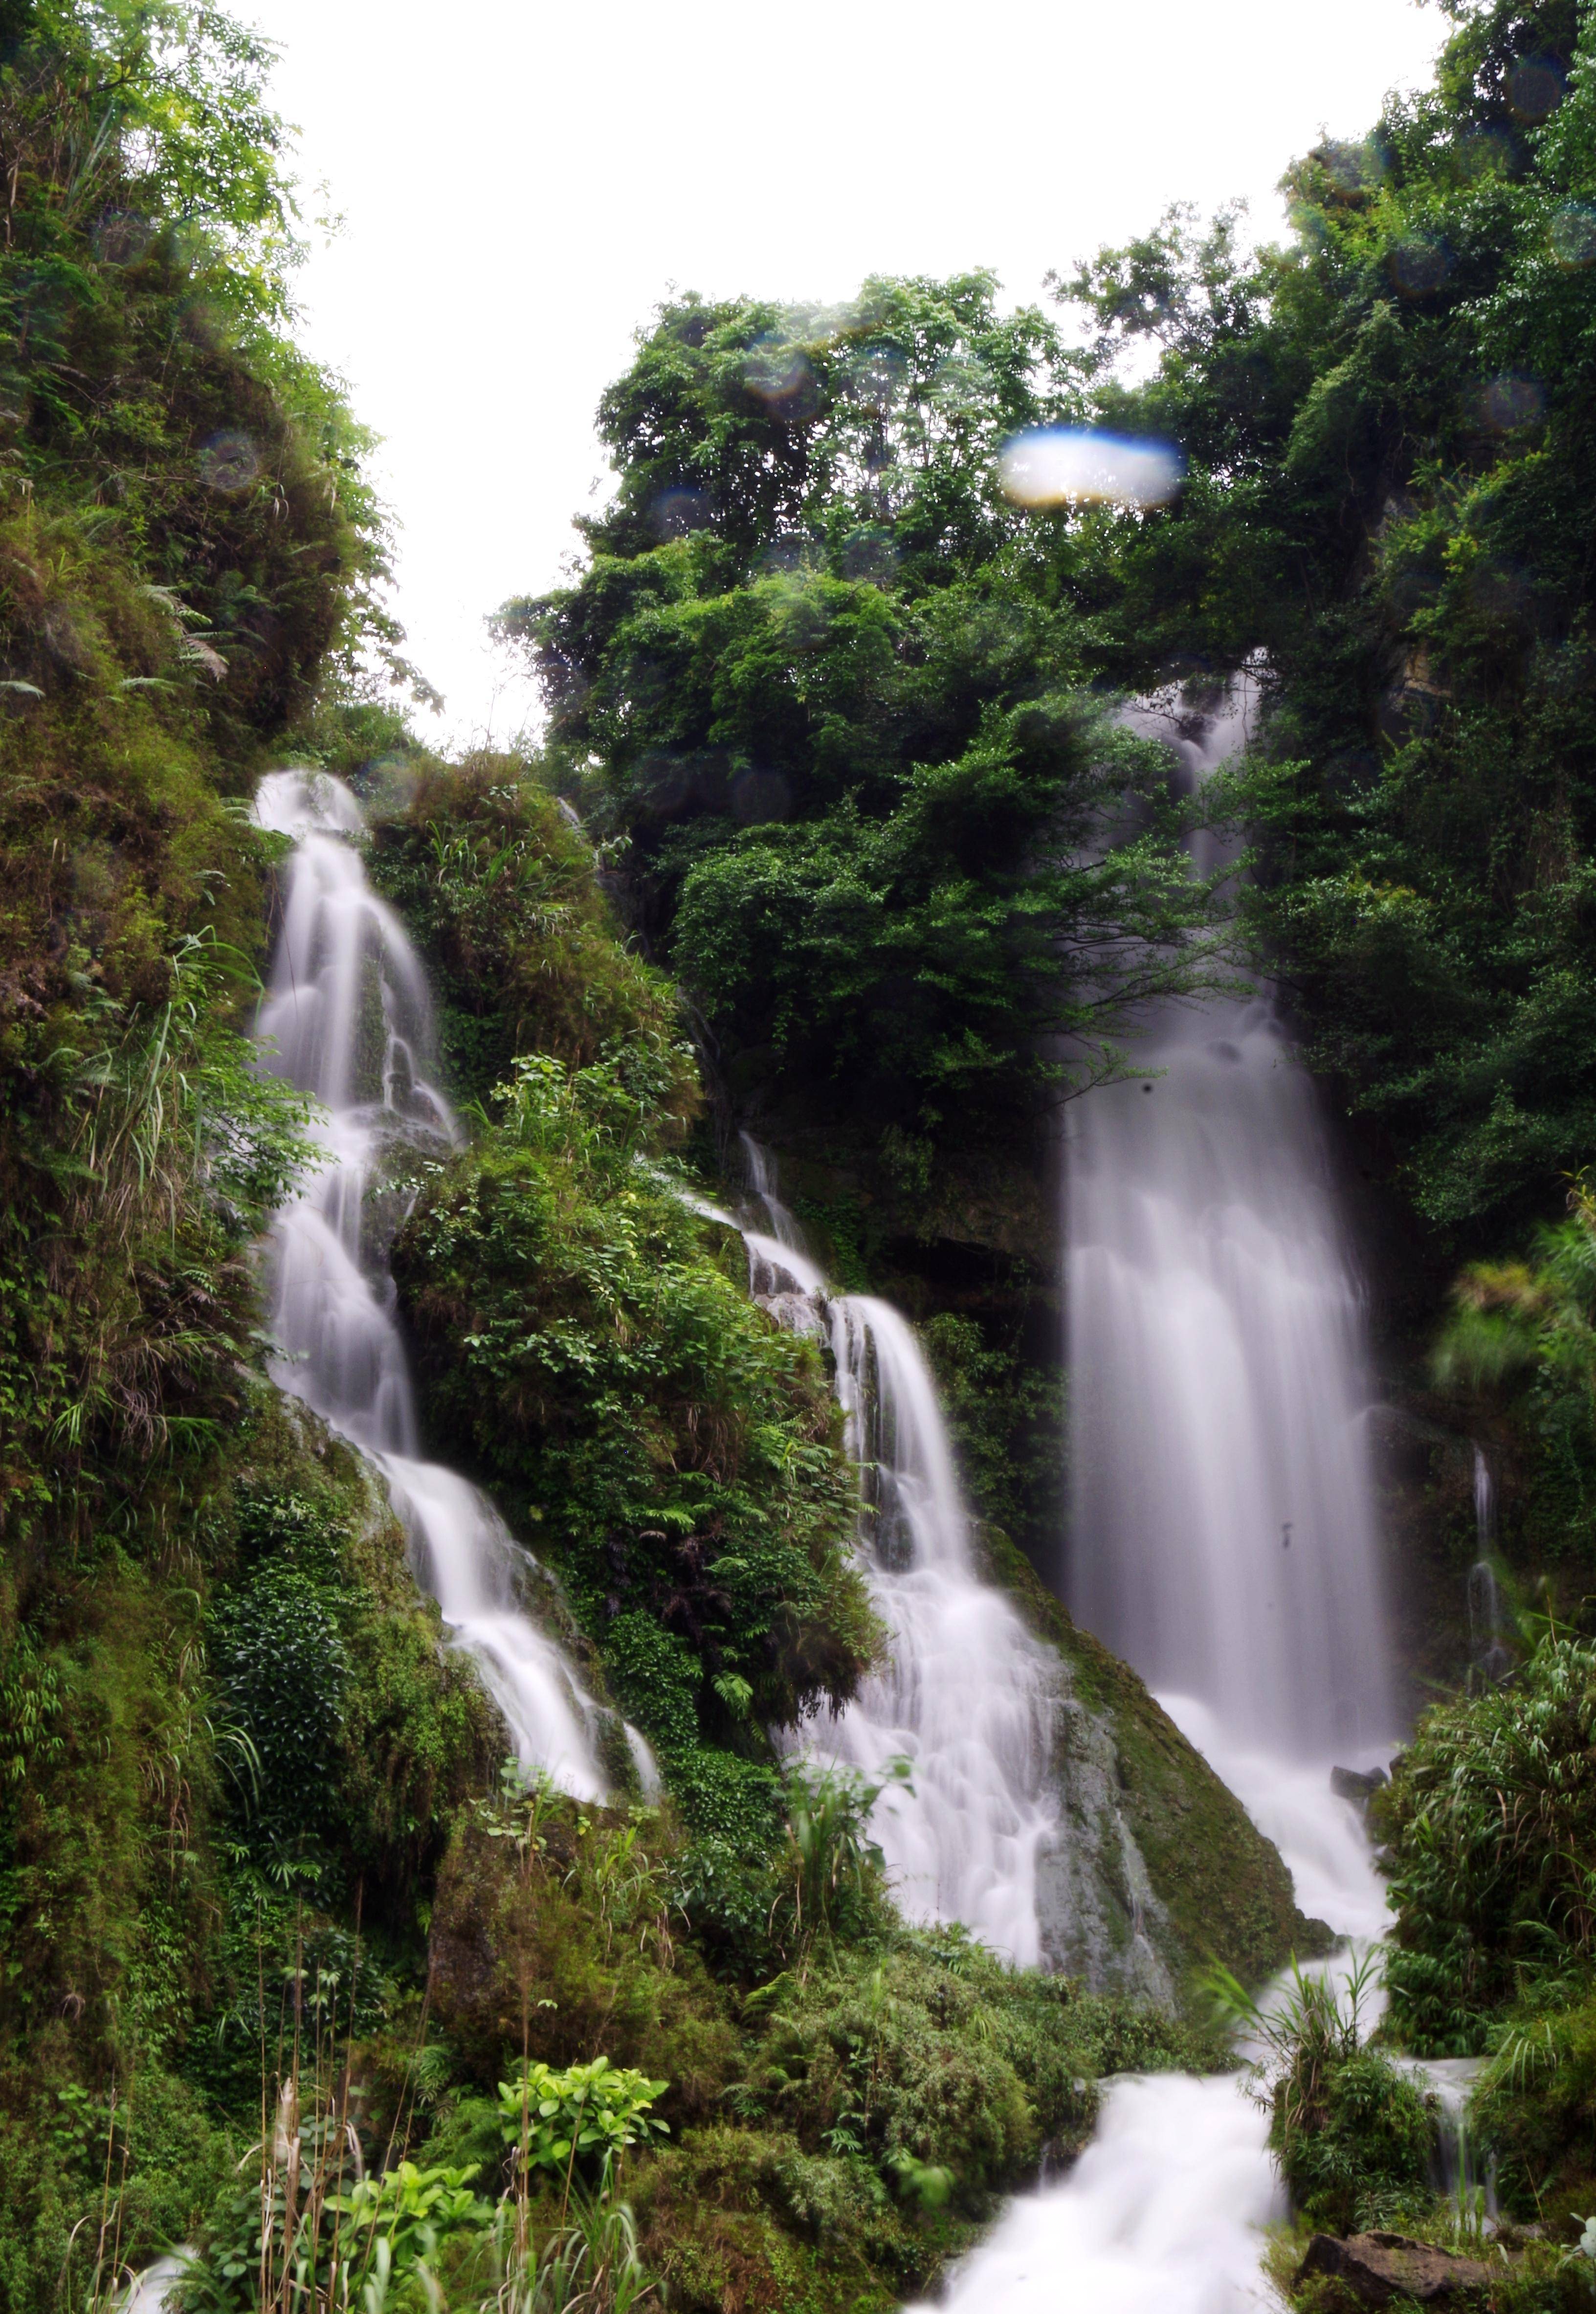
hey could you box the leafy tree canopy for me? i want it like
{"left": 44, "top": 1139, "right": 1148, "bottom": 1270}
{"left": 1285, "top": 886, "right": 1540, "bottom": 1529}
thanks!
{"left": 1047, "top": 0, "right": 1596, "bottom": 1241}
{"left": 496, "top": 276, "right": 1223, "bottom": 1181}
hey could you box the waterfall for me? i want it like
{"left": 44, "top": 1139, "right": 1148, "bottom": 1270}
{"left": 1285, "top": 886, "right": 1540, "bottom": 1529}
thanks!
{"left": 921, "top": 689, "right": 1402, "bottom": 2314}
{"left": 1467, "top": 1446, "right": 1512, "bottom": 1684}
{"left": 729, "top": 1142, "right": 1059, "bottom": 1965}
{"left": 1065, "top": 688, "right": 1392, "bottom": 1757}
{"left": 252, "top": 768, "right": 641, "bottom": 1802}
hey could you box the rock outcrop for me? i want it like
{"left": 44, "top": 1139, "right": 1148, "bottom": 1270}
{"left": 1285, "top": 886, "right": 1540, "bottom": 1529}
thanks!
{"left": 1296, "top": 2231, "right": 1496, "bottom": 2306}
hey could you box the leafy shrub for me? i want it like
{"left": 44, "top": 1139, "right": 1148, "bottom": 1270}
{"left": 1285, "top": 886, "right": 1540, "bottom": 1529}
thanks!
{"left": 331, "top": 2158, "right": 492, "bottom": 2273}
{"left": 498, "top": 2059, "right": 669, "bottom": 2185}
{"left": 773, "top": 1758, "right": 907, "bottom": 1955}
{"left": 0, "top": 2068, "right": 234, "bottom": 2314}
{"left": 1281, "top": 2049, "right": 1437, "bottom": 2235}
{"left": 1376, "top": 1633, "right": 1596, "bottom": 2052}
{"left": 210, "top": 1560, "right": 349, "bottom": 1860}
{"left": 392, "top": 1053, "right": 878, "bottom": 1743}
{"left": 1214, "top": 1955, "right": 1435, "bottom": 2234}
{"left": 368, "top": 752, "right": 699, "bottom": 1120}
{"left": 1475, "top": 1981, "right": 1596, "bottom": 2228}
{"left": 1434, "top": 1179, "right": 1596, "bottom": 1577}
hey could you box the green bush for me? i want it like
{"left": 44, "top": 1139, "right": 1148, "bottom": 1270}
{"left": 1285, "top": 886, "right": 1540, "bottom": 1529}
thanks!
{"left": 1475, "top": 1980, "right": 1596, "bottom": 2229}
{"left": 0, "top": 2069, "right": 234, "bottom": 2314}
{"left": 368, "top": 751, "right": 699, "bottom": 1119}
{"left": 392, "top": 1051, "right": 878, "bottom": 1747}
{"left": 1376, "top": 1632, "right": 1596, "bottom": 2052}
{"left": 211, "top": 1560, "right": 349, "bottom": 1859}
{"left": 497, "top": 2058, "right": 669, "bottom": 2185}
{"left": 1215, "top": 1957, "right": 1435, "bottom": 2235}
{"left": 1279, "top": 2048, "right": 1436, "bottom": 2235}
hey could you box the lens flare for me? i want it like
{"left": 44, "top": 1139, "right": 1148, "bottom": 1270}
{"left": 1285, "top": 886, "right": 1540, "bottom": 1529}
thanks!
{"left": 998, "top": 428, "right": 1183, "bottom": 511}
{"left": 743, "top": 339, "right": 819, "bottom": 422}
{"left": 1387, "top": 239, "right": 1450, "bottom": 297}
{"left": 199, "top": 430, "right": 262, "bottom": 492}
{"left": 841, "top": 526, "right": 897, "bottom": 583}
{"left": 1477, "top": 373, "right": 1544, "bottom": 431}
{"left": 93, "top": 210, "right": 153, "bottom": 266}
{"left": 1507, "top": 58, "right": 1565, "bottom": 122}
{"left": 841, "top": 344, "right": 906, "bottom": 414}
{"left": 649, "top": 487, "right": 709, "bottom": 540}
{"left": 1552, "top": 204, "right": 1596, "bottom": 268}
{"left": 1314, "top": 139, "right": 1384, "bottom": 198}
{"left": 731, "top": 767, "right": 791, "bottom": 825}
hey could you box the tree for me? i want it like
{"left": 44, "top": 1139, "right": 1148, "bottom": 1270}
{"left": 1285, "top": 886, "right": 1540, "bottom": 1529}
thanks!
{"left": 1045, "top": 0, "right": 1596, "bottom": 1241}
{"left": 496, "top": 276, "right": 1221, "bottom": 1179}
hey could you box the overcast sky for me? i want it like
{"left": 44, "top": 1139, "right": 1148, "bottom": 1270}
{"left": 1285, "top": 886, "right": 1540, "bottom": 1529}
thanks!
{"left": 248, "top": 0, "right": 1446, "bottom": 743}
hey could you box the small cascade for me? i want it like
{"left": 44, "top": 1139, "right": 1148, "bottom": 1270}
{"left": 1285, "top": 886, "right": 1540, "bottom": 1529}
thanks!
{"left": 1391, "top": 2056, "right": 1497, "bottom": 2226}
{"left": 253, "top": 768, "right": 633, "bottom": 1802}
{"left": 1468, "top": 1447, "right": 1512, "bottom": 1685}
{"left": 727, "top": 1141, "right": 1059, "bottom": 1965}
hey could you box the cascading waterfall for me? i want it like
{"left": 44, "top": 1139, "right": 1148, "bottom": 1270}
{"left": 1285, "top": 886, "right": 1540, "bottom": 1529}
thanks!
{"left": 919, "top": 689, "right": 1402, "bottom": 2312}
{"left": 253, "top": 767, "right": 640, "bottom": 1802}
{"left": 731, "top": 1141, "right": 1059, "bottom": 1966}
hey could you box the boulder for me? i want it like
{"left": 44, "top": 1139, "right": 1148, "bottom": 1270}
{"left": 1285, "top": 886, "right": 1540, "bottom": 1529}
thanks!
{"left": 1331, "top": 1764, "right": 1390, "bottom": 1806}
{"left": 1296, "top": 2231, "right": 1495, "bottom": 2306}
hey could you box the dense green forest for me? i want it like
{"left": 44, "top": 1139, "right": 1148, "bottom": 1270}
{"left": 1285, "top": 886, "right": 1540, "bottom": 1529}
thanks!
{"left": 7, "top": 0, "right": 1596, "bottom": 2306}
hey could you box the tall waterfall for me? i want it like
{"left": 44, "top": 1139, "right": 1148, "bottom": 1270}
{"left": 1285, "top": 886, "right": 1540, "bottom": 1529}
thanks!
{"left": 253, "top": 768, "right": 634, "bottom": 1802}
{"left": 1066, "top": 690, "right": 1391, "bottom": 1756}
{"left": 736, "top": 1143, "right": 1059, "bottom": 1966}
{"left": 919, "top": 688, "right": 1400, "bottom": 2314}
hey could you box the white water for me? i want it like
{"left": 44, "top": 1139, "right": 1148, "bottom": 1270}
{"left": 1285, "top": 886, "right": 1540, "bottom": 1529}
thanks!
{"left": 733, "top": 1140, "right": 1058, "bottom": 1965}
{"left": 1468, "top": 1447, "right": 1511, "bottom": 1684}
{"left": 921, "top": 690, "right": 1404, "bottom": 2314}
{"left": 253, "top": 767, "right": 629, "bottom": 1802}
{"left": 911, "top": 2074, "right": 1285, "bottom": 2314}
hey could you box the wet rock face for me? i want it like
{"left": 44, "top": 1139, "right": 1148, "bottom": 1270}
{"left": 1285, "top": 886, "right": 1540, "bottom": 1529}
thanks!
{"left": 1034, "top": 1696, "right": 1177, "bottom": 2008}
{"left": 1296, "top": 2231, "right": 1495, "bottom": 2306}
{"left": 976, "top": 1528, "right": 1323, "bottom": 2002}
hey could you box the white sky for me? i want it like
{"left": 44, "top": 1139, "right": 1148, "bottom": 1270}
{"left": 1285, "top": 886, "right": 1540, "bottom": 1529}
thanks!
{"left": 248, "top": 0, "right": 1446, "bottom": 743}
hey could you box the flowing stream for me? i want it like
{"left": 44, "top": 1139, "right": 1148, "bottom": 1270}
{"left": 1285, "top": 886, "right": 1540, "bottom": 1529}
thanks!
{"left": 253, "top": 768, "right": 644, "bottom": 1801}
{"left": 913, "top": 690, "right": 1402, "bottom": 2312}
{"left": 724, "top": 1142, "right": 1061, "bottom": 1963}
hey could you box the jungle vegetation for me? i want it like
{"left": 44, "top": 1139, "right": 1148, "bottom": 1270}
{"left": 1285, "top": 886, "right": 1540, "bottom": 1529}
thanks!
{"left": 10, "top": 0, "right": 1596, "bottom": 2303}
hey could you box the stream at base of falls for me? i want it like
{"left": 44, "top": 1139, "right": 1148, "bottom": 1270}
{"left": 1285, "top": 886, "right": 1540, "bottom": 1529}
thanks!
{"left": 910, "top": 1745, "right": 1394, "bottom": 2314}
